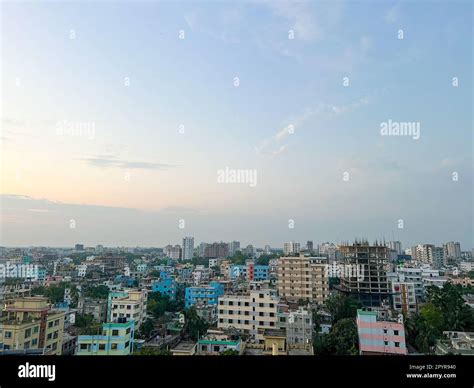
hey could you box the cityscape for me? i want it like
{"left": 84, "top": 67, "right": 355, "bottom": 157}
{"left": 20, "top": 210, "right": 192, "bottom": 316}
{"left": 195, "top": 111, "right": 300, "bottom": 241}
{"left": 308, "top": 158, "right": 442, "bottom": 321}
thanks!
{"left": 0, "top": 239, "right": 472, "bottom": 356}
{"left": 0, "top": 0, "right": 472, "bottom": 385}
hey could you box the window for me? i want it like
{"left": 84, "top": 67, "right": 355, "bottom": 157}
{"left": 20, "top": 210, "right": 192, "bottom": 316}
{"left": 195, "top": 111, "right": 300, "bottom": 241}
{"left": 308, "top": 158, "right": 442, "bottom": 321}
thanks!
{"left": 80, "top": 344, "right": 88, "bottom": 350}
{"left": 112, "top": 330, "right": 119, "bottom": 336}
{"left": 384, "top": 341, "right": 388, "bottom": 346}
{"left": 47, "top": 333, "right": 52, "bottom": 340}
{"left": 25, "top": 328, "right": 31, "bottom": 338}
{"left": 99, "top": 344, "right": 106, "bottom": 350}
{"left": 125, "top": 341, "right": 130, "bottom": 348}
{"left": 32, "top": 339, "right": 38, "bottom": 346}
{"left": 394, "top": 330, "right": 399, "bottom": 336}
{"left": 48, "top": 322, "right": 53, "bottom": 328}
{"left": 126, "top": 328, "right": 131, "bottom": 334}
{"left": 111, "top": 343, "right": 118, "bottom": 350}
{"left": 395, "top": 342, "right": 400, "bottom": 348}
{"left": 24, "top": 341, "right": 30, "bottom": 349}
{"left": 33, "top": 326, "right": 39, "bottom": 333}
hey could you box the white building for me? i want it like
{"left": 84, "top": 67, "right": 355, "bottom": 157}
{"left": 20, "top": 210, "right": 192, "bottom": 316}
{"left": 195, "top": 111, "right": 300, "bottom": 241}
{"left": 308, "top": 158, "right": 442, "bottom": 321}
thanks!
{"left": 228, "top": 241, "right": 241, "bottom": 257}
{"left": 182, "top": 237, "right": 194, "bottom": 261}
{"left": 283, "top": 241, "right": 300, "bottom": 256}
{"left": 218, "top": 289, "right": 279, "bottom": 343}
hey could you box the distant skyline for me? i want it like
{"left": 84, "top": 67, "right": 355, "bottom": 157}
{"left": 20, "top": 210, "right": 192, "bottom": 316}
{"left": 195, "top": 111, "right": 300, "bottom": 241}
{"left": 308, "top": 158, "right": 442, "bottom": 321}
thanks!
{"left": 1, "top": 1, "right": 472, "bottom": 248}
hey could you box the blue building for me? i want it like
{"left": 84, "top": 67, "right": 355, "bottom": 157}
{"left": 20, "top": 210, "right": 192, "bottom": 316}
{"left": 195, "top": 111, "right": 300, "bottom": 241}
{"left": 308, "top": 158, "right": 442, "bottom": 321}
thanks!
{"left": 185, "top": 282, "right": 224, "bottom": 308}
{"left": 152, "top": 275, "right": 177, "bottom": 300}
{"left": 229, "top": 264, "right": 269, "bottom": 281}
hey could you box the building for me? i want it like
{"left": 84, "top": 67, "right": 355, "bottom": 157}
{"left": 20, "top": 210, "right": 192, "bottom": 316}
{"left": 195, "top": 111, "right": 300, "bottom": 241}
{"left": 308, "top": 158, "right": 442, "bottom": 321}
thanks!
{"left": 443, "top": 242, "right": 462, "bottom": 263}
{"left": 396, "top": 267, "right": 424, "bottom": 300}
{"left": 107, "top": 289, "right": 148, "bottom": 329}
{"left": 170, "top": 341, "right": 196, "bottom": 356}
{"left": 337, "top": 242, "right": 391, "bottom": 307}
{"left": 164, "top": 245, "right": 182, "bottom": 260}
{"left": 277, "top": 253, "right": 329, "bottom": 304}
{"left": 229, "top": 262, "right": 269, "bottom": 282}
{"left": 262, "top": 329, "right": 287, "bottom": 355}
{"left": 277, "top": 305, "right": 313, "bottom": 351}
{"left": 228, "top": 241, "right": 241, "bottom": 257}
{"left": 411, "top": 244, "right": 445, "bottom": 267}
{"left": 391, "top": 282, "right": 417, "bottom": 314}
{"left": 306, "top": 241, "right": 314, "bottom": 254}
{"left": 62, "top": 332, "right": 77, "bottom": 355}
{"left": 77, "top": 298, "right": 107, "bottom": 322}
{"left": 0, "top": 297, "right": 65, "bottom": 355}
{"left": 75, "top": 244, "right": 84, "bottom": 251}
{"left": 388, "top": 241, "right": 402, "bottom": 255}
{"left": 76, "top": 319, "right": 135, "bottom": 355}
{"left": 197, "top": 329, "right": 243, "bottom": 355}
{"left": 182, "top": 237, "right": 194, "bottom": 261}
{"left": 185, "top": 282, "right": 224, "bottom": 308}
{"left": 435, "top": 331, "right": 474, "bottom": 355}
{"left": 217, "top": 289, "right": 279, "bottom": 343}
{"left": 151, "top": 274, "right": 177, "bottom": 300}
{"left": 356, "top": 308, "right": 407, "bottom": 355}
{"left": 283, "top": 241, "right": 300, "bottom": 256}
{"left": 98, "top": 254, "right": 126, "bottom": 274}
{"left": 195, "top": 304, "right": 218, "bottom": 324}
{"left": 204, "top": 242, "right": 229, "bottom": 259}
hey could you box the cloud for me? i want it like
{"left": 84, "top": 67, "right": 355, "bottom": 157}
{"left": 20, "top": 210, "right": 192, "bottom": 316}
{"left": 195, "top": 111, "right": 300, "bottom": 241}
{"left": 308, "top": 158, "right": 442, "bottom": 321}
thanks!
{"left": 77, "top": 156, "right": 178, "bottom": 171}
{"left": 255, "top": 96, "right": 371, "bottom": 157}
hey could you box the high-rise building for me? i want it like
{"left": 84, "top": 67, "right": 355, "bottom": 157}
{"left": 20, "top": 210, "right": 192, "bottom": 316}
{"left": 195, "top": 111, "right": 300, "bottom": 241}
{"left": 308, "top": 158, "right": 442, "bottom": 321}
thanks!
{"left": 182, "top": 237, "right": 194, "bottom": 261}
{"left": 0, "top": 297, "right": 65, "bottom": 355}
{"left": 411, "top": 244, "right": 445, "bottom": 268}
{"left": 264, "top": 245, "right": 272, "bottom": 255}
{"left": 443, "top": 241, "right": 461, "bottom": 262}
{"left": 337, "top": 241, "right": 391, "bottom": 307}
{"left": 204, "top": 242, "right": 229, "bottom": 258}
{"left": 75, "top": 244, "right": 84, "bottom": 251}
{"left": 388, "top": 241, "right": 402, "bottom": 255}
{"left": 306, "top": 241, "right": 314, "bottom": 254}
{"left": 277, "top": 253, "right": 329, "bottom": 304}
{"left": 228, "top": 241, "right": 241, "bottom": 256}
{"left": 283, "top": 241, "right": 300, "bottom": 256}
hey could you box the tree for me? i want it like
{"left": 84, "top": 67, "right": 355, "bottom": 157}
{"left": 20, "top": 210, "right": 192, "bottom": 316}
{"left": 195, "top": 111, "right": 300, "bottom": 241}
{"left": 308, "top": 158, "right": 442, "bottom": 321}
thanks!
{"left": 137, "top": 318, "right": 155, "bottom": 339}
{"left": 325, "top": 294, "right": 362, "bottom": 324}
{"left": 221, "top": 349, "right": 239, "bottom": 356}
{"left": 184, "top": 307, "right": 208, "bottom": 341}
{"left": 313, "top": 318, "right": 358, "bottom": 355}
{"left": 84, "top": 285, "right": 109, "bottom": 299}
{"left": 75, "top": 314, "right": 102, "bottom": 335}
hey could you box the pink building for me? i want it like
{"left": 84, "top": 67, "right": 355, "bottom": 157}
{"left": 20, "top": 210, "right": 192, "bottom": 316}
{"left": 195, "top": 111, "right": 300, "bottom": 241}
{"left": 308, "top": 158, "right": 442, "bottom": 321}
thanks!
{"left": 356, "top": 309, "right": 408, "bottom": 355}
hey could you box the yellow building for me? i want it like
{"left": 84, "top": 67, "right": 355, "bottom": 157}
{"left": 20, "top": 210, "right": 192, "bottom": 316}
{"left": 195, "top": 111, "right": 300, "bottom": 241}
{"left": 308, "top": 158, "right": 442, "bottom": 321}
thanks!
{"left": 0, "top": 297, "right": 65, "bottom": 355}
{"left": 277, "top": 254, "right": 329, "bottom": 304}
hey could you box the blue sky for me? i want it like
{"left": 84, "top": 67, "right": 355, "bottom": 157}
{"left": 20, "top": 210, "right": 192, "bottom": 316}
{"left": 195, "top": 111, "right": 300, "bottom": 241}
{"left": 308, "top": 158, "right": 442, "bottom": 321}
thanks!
{"left": 0, "top": 0, "right": 472, "bottom": 249}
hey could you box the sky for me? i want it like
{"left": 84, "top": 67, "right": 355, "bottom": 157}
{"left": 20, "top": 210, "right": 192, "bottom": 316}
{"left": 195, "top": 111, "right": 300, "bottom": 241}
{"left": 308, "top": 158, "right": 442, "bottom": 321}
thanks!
{"left": 0, "top": 0, "right": 472, "bottom": 249}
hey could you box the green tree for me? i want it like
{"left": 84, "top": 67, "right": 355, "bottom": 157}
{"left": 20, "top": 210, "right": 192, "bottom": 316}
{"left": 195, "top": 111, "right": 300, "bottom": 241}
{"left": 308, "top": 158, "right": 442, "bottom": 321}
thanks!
{"left": 184, "top": 307, "right": 208, "bottom": 341}
{"left": 221, "top": 349, "right": 239, "bottom": 356}
{"left": 325, "top": 294, "right": 362, "bottom": 324}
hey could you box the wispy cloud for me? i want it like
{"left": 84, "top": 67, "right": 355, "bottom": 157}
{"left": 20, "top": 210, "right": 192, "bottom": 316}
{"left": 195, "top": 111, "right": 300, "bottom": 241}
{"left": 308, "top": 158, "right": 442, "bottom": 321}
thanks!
{"left": 77, "top": 156, "right": 178, "bottom": 171}
{"left": 255, "top": 96, "right": 371, "bottom": 157}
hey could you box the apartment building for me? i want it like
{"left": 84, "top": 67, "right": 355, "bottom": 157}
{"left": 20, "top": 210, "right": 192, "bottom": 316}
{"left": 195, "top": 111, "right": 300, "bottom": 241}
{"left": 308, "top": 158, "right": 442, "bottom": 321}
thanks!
{"left": 182, "top": 237, "right": 194, "bottom": 261}
{"left": 277, "top": 253, "right": 329, "bottom": 304}
{"left": 107, "top": 289, "right": 147, "bottom": 329}
{"left": 217, "top": 289, "right": 279, "bottom": 343}
{"left": 0, "top": 297, "right": 65, "bottom": 355}
{"left": 277, "top": 305, "right": 313, "bottom": 350}
{"left": 77, "top": 319, "right": 135, "bottom": 355}
{"left": 356, "top": 308, "right": 407, "bottom": 355}
{"left": 185, "top": 282, "right": 224, "bottom": 308}
{"left": 391, "top": 282, "right": 417, "bottom": 314}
